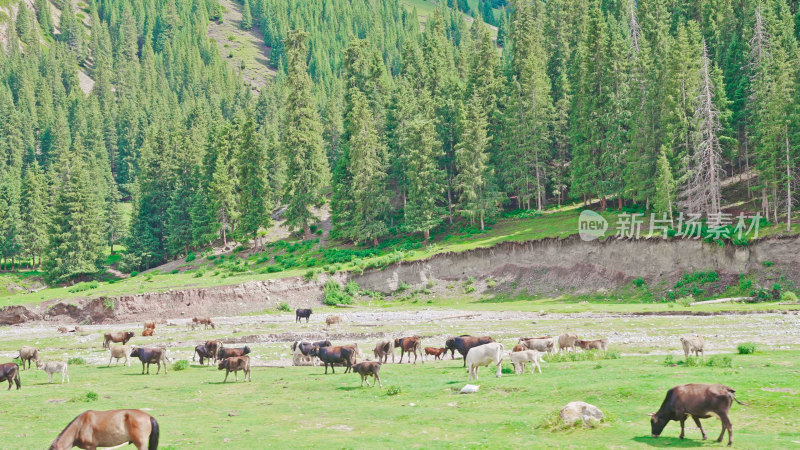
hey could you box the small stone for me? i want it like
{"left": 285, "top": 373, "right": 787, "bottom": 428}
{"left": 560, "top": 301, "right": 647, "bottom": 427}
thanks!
{"left": 560, "top": 401, "right": 603, "bottom": 425}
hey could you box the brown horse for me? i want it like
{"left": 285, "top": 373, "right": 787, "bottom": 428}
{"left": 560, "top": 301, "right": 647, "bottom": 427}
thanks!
{"left": 49, "top": 409, "right": 158, "bottom": 450}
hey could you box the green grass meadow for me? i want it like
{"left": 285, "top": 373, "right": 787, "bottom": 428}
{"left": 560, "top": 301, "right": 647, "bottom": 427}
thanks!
{"left": 2, "top": 351, "right": 798, "bottom": 448}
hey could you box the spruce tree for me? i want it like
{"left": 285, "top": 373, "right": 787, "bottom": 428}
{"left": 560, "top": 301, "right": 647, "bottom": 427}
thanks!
{"left": 235, "top": 114, "right": 272, "bottom": 249}
{"left": 241, "top": 0, "right": 253, "bottom": 30}
{"left": 20, "top": 162, "right": 48, "bottom": 267}
{"left": 281, "top": 30, "right": 330, "bottom": 240}
{"left": 455, "top": 94, "right": 496, "bottom": 230}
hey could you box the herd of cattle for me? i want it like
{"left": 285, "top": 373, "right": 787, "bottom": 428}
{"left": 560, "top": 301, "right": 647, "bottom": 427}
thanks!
{"left": 0, "top": 308, "right": 747, "bottom": 447}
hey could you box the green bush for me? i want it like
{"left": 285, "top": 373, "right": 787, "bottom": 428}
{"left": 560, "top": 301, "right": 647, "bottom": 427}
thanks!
{"left": 386, "top": 385, "right": 402, "bottom": 396}
{"left": 632, "top": 277, "right": 646, "bottom": 288}
{"left": 464, "top": 285, "right": 476, "bottom": 294}
{"left": 130, "top": 271, "right": 139, "bottom": 277}
{"left": 780, "top": 291, "right": 798, "bottom": 302}
{"left": 737, "top": 342, "right": 758, "bottom": 354}
{"left": 676, "top": 295, "right": 695, "bottom": 307}
{"left": 68, "top": 357, "right": 86, "bottom": 365}
{"left": 706, "top": 355, "right": 732, "bottom": 368}
{"left": 67, "top": 281, "right": 99, "bottom": 293}
{"left": 303, "top": 269, "right": 317, "bottom": 281}
{"left": 185, "top": 252, "right": 196, "bottom": 262}
{"left": 278, "top": 302, "right": 291, "bottom": 312}
{"left": 396, "top": 281, "right": 409, "bottom": 292}
{"left": 173, "top": 360, "right": 190, "bottom": 371}
{"left": 70, "top": 391, "right": 98, "bottom": 403}
{"left": 323, "top": 280, "right": 352, "bottom": 306}
{"left": 345, "top": 281, "right": 360, "bottom": 296}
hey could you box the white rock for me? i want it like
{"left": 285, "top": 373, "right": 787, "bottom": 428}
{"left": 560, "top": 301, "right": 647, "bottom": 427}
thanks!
{"left": 560, "top": 401, "right": 603, "bottom": 425}
{"left": 460, "top": 384, "right": 480, "bottom": 394}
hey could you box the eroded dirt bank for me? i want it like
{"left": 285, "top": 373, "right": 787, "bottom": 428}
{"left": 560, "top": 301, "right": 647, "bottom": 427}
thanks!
{"left": 3, "top": 235, "right": 800, "bottom": 325}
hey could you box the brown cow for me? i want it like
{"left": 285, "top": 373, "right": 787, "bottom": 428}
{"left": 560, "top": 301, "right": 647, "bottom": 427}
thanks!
{"left": 445, "top": 336, "right": 495, "bottom": 367}
{"left": 103, "top": 331, "right": 135, "bottom": 349}
{"left": 558, "top": 333, "right": 579, "bottom": 352}
{"left": 351, "top": 361, "right": 382, "bottom": 387}
{"left": 309, "top": 346, "right": 355, "bottom": 374}
{"left": 373, "top": 339, "right": 395, "bottom": 364}
{"left": 143, "top": 321, "right": 156, "bottom": 330}
{"left": 57, "top": 327, "right": 69, "bottom": 333}
{"left": 325, "top": 315, "right": 342, "bottom": 328}
{"left": 512, "top": 344, "right": 527, "bottom": 353}
{"left": 650, "top": 383, "right": 747, "bottom": 446}
{"left": 576, "top": 338, "right": 608, "bottom": 352}
{"left": 218, "top": 356, "right": 251, "bottom": 382}
{"left": 49, "top": 409, "right": 158, "bottom": 450}
{"left": 142, "top": 328, "right": 154, "bottom": 337}
{"left": 424, "top": 347, "right": 446, "bottom": 360}
{"left": 0, "top": 363, "right": 21, "bottom": 390}
{"left": 205, "top": 340, "right": 222, "bottom": 362}
{"left": 192, "top": 317, "right": 216, "bottom": 329}
{"left": 394, "top": 337, "right": 423, "bottom": 364}
{"left": 218, "top": 346, "right": 251, "bottom": 360}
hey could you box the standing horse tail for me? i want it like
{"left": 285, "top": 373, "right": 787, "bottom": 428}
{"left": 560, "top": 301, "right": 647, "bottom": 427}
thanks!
{"left": 149, "top": 416, "right": 159, "bottom": 450}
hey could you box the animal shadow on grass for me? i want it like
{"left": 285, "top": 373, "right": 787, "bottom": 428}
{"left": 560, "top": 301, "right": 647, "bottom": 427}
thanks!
{"left": 335, "top": 386, "right": 362, "bottom": 391}
{"left": 632, "top": 436, "right": 713, "bottom": 447}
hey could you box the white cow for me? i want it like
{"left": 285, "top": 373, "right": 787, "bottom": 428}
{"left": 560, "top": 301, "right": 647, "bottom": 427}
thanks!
{"left": 680, "top": 335, "right": 705, "bottom": 359}
{"left": 521, "top": 338, "right": 555, "bottom": 353}
{"left": 108, "top": 345, "right": 132, "bottom": 366}
{"left": 37, "top": 360, "right": 69, "bottom": 384}
{"left": 465, "top": 342, "right": 505, "bottom": 381}
{"left": 510, "top": 350, "right": 544, "bottom": 375}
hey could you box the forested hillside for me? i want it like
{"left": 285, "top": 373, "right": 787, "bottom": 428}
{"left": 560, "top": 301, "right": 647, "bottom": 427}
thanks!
{"left": 1, "top": 0, "right": 799, "bottom": 286}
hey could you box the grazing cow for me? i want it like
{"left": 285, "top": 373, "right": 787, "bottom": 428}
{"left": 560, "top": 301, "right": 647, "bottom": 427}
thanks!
{"left": 309, "top": 346, "right": 355, "bottom": 374}
{"left": 521, "top": 338, "right": 556, "bottom": 353}
{"left": 37, "top": 360, "right": 69, "bottom": 384}
{"left": 326, "top": 315, "right": 342, "bottom": 328}
{"left": 394, "top": 337, "right": 423, "bottom": 364}
{"left": 465, "top": 342, "right": 505, "bottom": 381}
{"left": 576, "top": 338, "right": 608, "bottom": 352}
{"left": 194, "top": 344, "right": 215, "bottom": 365}
{"left": 445, "top": 336, "right": 495, "bottom": 367}
{"left": 17, "top": 346, "right": 40, "bottom": 370}
{"left": 57, "top": 327, "right": 69, "bottom": 334}
{"left": 518, "top": 336, "right": 553, "bottom": 343}
{"left": 205, "top": 340, "right": 222, "bottom": 363}
{"left": 103, "top": 331, "right": 135, "bottom": 349}
{"left": 0, "top": 363, "right": 21, "bottom": 390}
{"left": 49, "top": 409, "right": 158, "bottom": 450}
{"left": 192, "top": 317, "right": 215, "bottom": 329}
{"left": 424, "top": 347, "right": 446, "bottom": 360}
{"left": 218, "top": 356, "right": 251, "bottom": 382}
{"left": 558, "top": 333, "right": 579, "bottom": 352}
{"left": 142, "top": 328, "right": 154, "bottom": 337}
{"left": 352, "top": 361, "right": 382, "bottom": 387}
{"left": 295, "top": 308, "right": 312, "bottom": 323}
{"left": 108, "top": 345, "right": 131, "bottom": 367}
{"left": 510, "top": 350, "right": 543, "bottom": 375}
{"left": 373, "top": 339, "right": 395, "bottom": 364}
{"left": 291, "top": 341, "right": 317, "bottom": 366}
{"left": 680, "top": 335, "right": 705, "bottom": 359}
{"left": 218, "top": 346, "right": 251, "bottom": 360}
{"left": 130, "top": 347, "right": 168, "bottom": 375}
{"left": 650, "top": 383, "right": 747, "bottom": 446}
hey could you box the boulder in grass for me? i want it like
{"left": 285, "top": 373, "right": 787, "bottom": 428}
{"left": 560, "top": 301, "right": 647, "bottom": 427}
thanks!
{"left": 560, "top": 401, "right": 603, "bottom": 425}
{"left": 460, "top": 384, "right": 480, "bottom": 394}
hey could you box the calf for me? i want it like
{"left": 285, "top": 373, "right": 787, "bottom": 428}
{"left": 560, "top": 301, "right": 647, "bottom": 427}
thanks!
{"left": 512, "top": 344, "right": 527, "bottom": 353}
{"left": 17, "top": 346, "right": 40, "bottom": 370}
{"left": 218, "top": 346, "right": 251, "bottom": 360}
{"left": 142, "top": 328, "right": 154, "bottom": 337}
{"left": 373, "top": 339, "right": 395, "bottom": 363}
{"left": 205, "top": 340, "right": 222, "bottom": 363}
{"left": 394, "top": 337, "right": 423, "bottom": 364}
{"left": 445, "top": 336, "right": 495, "bottom": 367}
{"left": 558, "top": 333, "right": 579, "bottom": 352}
{"left": 576, "top": 338, "right": 608, "bottom": 352}
{"left": 325, "top": 315, "right": 342, "bottom": 328}
{"left": 650, "top": 383, "right": 747, "bottom": 446}
{"left": 520, "top": 338, "right": 555, "bottom": 353}
{"left": 218, "top": 356, "right": 251, "bottom": 382}
{"left": 510, "top": 350, "right": 543, "bottom": 375}
{"left": 103, "top": 331, "right": 135, "bottom": 349}
{"left": 310, "top": 346, "right": 355, "bottom": 374}
{"left": 295, "top": 308, "right": 312, "bottom": 323}
{"left": 680, "top": 335, "right": 704, "bottom": 359}
{"left": 0, "top": 363, "right": 21, "bottom": 390}
{"left": 465, "top": 342, "right": 504, "bottom": 381}
{"left": 194, "top": 344, "right": 214, "bottom": 365}
{"left": 108, "top": 345, "right": 131, "bottom": 367}
{"left": 351, "top": 361, "right": 382, "bottom": 387}
{"left": 130, "top": 347, "right": 168, "bottom": 375}
{"left": 192, "top": 317, "right": 215, "bottom": 329}
{"left": 36, "top": 360, "right": 69, "bottom": 384}
{"left": 424, "top": 347, "right": 446, "bottom": 360}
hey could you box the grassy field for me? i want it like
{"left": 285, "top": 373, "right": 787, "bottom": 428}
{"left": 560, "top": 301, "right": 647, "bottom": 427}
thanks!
{"left": 2, "top": 350, "right": 798, "bottom": 448}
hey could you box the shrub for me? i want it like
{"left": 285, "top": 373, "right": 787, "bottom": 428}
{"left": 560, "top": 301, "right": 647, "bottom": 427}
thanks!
{"left": 193, "top": 271, "right": 204, "bottom": 278}
{"left": 173, "top": 360, "right": 190, "bottom": 371}
{"left": 278, "top": 302, "right": 291, "bottom": 312}
{"left": 68, "top": 357, "right": 86, "bottom": 365}
{"left": 185, "top": 252, "right": 196, "bottom": 262}
{"left": 632, "top": 277, "right": 646, "bottom": 288}
{"left": 676, "top": 295, "right": 694, "bottom": 307}
{"left": 345, "top": 281, "right": 360, "bottom": 296}
{"left": 737, "top": 342, "right": 758, "bottom": 354}
{"left": 386, "top": 385, "right": 402, "bottom": 396}
{"left": 68, "top": 281, "right": 99, "bottom": 293}
{"left": 266, "top": 266, "right": 282, "bottom": 273}
{"left": 465, "top": 276, "right": 475, "bottom": 285}
{"left": 663, "top": 355, "right": 675, "bottom": 366}
{"left": 780, "top": 291, "right": 798, "bottom": 302}
{"left": 464, "top": 285, "right": 476, "bottom": 294}
{"left": 130, "top": 271, "right": 138, "bottom": 277}
{"left": 396, "top": 281, "right": 409, "bottom": 292}
{"left": 103, "top": 298, "right": 116, "bottom": 310}
{"left": 71, "top": 391, "right": 98, "bottom": 403}
{"left": 171, "top": 269, "right": 179, "bottom": 274}
{"left": 706, "top": 355, "right": 732, "bottom": 368}
{"left": 303, "top": 269, "right": 316, "bottom": 281}
{"left": 762, "top": 260, "right": 774, "bottom": 267}
{"left": 323, "top": 280, "right": 352, "bottom": 306}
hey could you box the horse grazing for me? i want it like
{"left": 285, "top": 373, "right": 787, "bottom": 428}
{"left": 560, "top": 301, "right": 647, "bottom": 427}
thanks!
{"left": 49, "top": 409, "right": 159, "bottom": 450}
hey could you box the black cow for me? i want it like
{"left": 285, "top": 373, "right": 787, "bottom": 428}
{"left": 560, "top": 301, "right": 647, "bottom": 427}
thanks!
{"left": 309, "top": 346, "right": 355, "bottom": 374}
{"left": 0, "top": 363, "right": 21, "bottom": 390}
{"left": 193, "top": 344, "right": 214, "bottom": 365}
{"left": 445, "top": 335, "right": 495, "bottom": 367}
{"left": 291, "top": 340, "right": 330, "bottom": 357}
{"left": 650, "top": 383, "right": 747, "bottom": 446}
{"left": 295, "top": 308, "right": 312, "bottom": 323}
{"left": 130, "top": 347, "right": 168, "bottom": 375}
{"left": 218, "top": 346, "right": 251, "bottom": 360}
